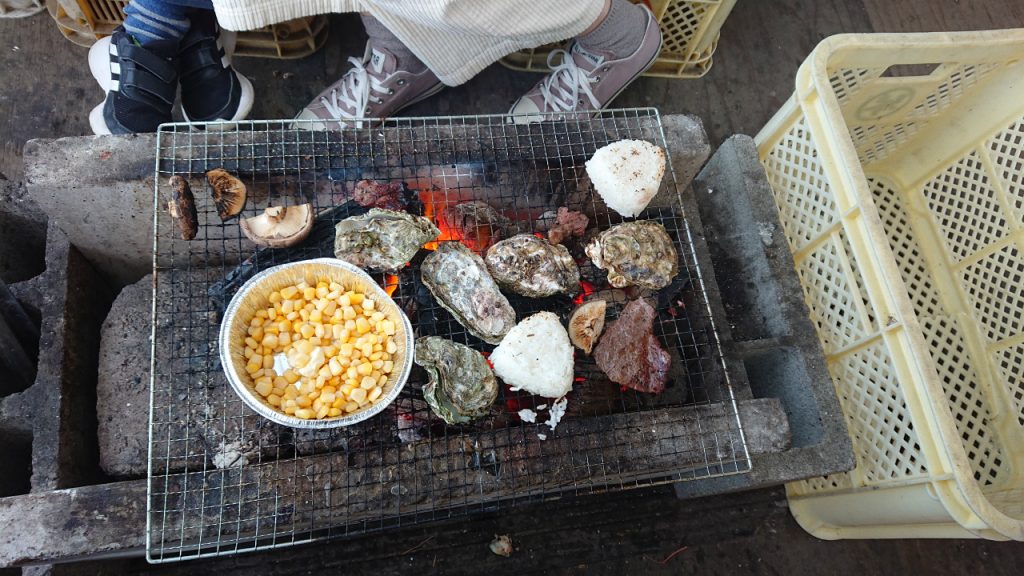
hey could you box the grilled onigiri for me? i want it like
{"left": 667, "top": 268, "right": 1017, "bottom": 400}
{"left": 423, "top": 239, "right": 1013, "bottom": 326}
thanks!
{"left": 585, "top": 139, "right": 666, "bottom": 217}
{"left": 490, "top": 312, "right": 574, "bottom": 399}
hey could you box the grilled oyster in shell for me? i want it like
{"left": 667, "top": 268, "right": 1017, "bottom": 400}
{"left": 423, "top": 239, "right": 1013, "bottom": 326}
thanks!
{"left": 334, "top": 208, "right": 440, "bottom": 272}
{"left": 421, "top": 242, "right": 516, "bottom": 344}
{"left": 485, "top": 234, "right": 580, "bottom": 298}
{"left": 585, "top": 220, "right": 679, "bottom": 290}
{"left": 415, "top": 336, "right": 498, "bottom": 424}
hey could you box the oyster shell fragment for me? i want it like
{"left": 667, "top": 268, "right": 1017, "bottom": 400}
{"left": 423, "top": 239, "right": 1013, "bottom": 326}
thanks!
{"left": 485, "top": 234, "right": 580, "bottom": 298}
{"left": 421, "top": 242, "right": 516, "bottom": 344}
{"left": 585, "top": 220, "right": 679, "bottom": 290}
{"left": 415, "top": 336, "right": 498, "bottom": 424}
{"left": 334, "top": 208, "right": 440, "bottom": 272}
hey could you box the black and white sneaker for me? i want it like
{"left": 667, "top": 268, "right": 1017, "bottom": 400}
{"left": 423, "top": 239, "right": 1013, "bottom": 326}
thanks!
{"left": 178, "top": 11, "right": 254, "bottom": 127}
{"left": 88, "top": 28, "right": 178, "bottom": 135}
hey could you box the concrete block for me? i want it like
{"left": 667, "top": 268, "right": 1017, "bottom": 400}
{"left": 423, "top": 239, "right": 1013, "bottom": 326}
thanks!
{"left": 0, "top": 180, "right": 46, "bottom": 283}
{"left": 99, "top": 272, "right": 288, "bottom": 477}
{"left": 674, "top": 135, "right": 854, "bottom": 499}
{"left": 0, "top": 222, "right": 115, "bottom": 491}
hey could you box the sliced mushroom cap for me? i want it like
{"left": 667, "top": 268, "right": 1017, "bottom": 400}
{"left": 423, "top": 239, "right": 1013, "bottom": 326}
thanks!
{"left": 568, "top": 299, "right": 606, "bottom": 354}
{"left": 239, "top": 204, "right": 315, "bottom": 248}
{"left": 167, "top": 175, "right": 198, "bottom": 240}
{"left": 206, "top": 168, "right": 247, "bottom": 221}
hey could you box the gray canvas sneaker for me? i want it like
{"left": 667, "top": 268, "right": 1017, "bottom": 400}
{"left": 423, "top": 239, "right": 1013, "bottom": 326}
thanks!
{"left": 508, "top": 5, "right": 662, "bottom": 124}
{"left": 294, "top": 44, "right": 444, "bottom": 130}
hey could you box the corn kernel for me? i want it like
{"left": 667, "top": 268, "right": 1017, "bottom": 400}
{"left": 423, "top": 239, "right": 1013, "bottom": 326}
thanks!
{"left": 267, "top": 307, "right": 277, "bottom": 320}
{"left": 269, "top": 291, "right": 282, "bottom": 303}
{"left": 246, "top": 359, "right": 262, "bottom": 374}
{"left": 317, "top": 406, "right": 330, "bottom": 419}
{"left": 362, "top": 298, "right": 375, "bottom": 311}
{"left": 377, "top": 373, "right": 388, "bottom": 386}
{"left": 361, "top": 343, "right": 374, "bottom": 358}
{"left": 278, "top": 332, "right": 291, "bottom": 346}
{"left": 344, "top": 401, "right": 359, "bottom": 413}
{"left": 288, "top": 352, "right": 310, "bottom": 370}
{"left": 244, "top": 336, "right": 258, "bottom": 350}
{"left": 356, "top": 317, "right": 371, "bottom": 334}
{"left": 296, "top": 395, "right": 312, "bottom": 408}
{"left": 381, "top": 320, "right": 396, "bottom": 336}
{"left": 360, "top": 375, "right": 376, "bottom": 390}
{"left": 357, "top": 361, "right": 373, "bottom": 376}
{"left": 310, "top": 309, "right": 323, "bottom": 323}
{"left": 332, "top": 396, "right": 346, "bottom": 409}
{"left": 280, "top": 286, "right": 298, "bottom": 299}
{"left": 261, "top": 333, "right": 279, "bottom": 348}
{"left": 328, "top": 357, "right": 343, "bottom": 376}
{"left": 280, "top": 299, "right": 295, "bottom": 313}
{"left": 343, "top": 306, "right": 357, "bottom": 320}
{"left": 349, "top": 387, "right": 368, "bottom": 404}
{"left": 323, "top": 301, "right": 338, "bottom": 318}
{"left": 382, "top": 360, "right": 394, "bottom": 374}
{"left": 344, "top": 319, "right": 356, "bottom": 332}
{"left": 316, "top": 286, "right": 329, "bottom": 299}
{"left": 328, "top": 407, "right": 342, "bottom": 417}
{"left": 267, "top": 394, "right": 282, "bottom": 407}
{"left": 254, "top": 377, "right": 273, "bottom": 397}
{"left": 295, "top": 408, "right": 315, "bottom": 419}
{"left": 386, "top": 340, "right": 397, "bottom": 355}
{"left": 244, "top": 346, "right": 255, "bottom": 359}
{"left": 368, "top": 386, "right": 382, "bottom": 402}
{"left": 349, "top": 292, "right": 364, "bottom": 305}
{"left": 284, "top": 370, "right": 300, "bottom": 384}
{"left": 303, "top": 287, "right": 316, "bottom": 301}
{"left": 263, "top": 355, "right": 275, "bottom": 370}
{"left": 346, "top": 366, "right": 359, "bottom": 380}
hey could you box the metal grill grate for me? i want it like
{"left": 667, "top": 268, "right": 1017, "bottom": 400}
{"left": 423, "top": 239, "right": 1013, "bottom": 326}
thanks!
{"left": 148, "top": 109, "right": 750, "bottom": 562}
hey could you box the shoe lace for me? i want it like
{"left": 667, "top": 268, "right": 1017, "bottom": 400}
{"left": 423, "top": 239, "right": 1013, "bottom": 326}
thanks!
{"left": 539, "top": 48, "right": 603, "bottom": 113}
{"left": 320, "top": 56, "right": 390, "bottom": 128}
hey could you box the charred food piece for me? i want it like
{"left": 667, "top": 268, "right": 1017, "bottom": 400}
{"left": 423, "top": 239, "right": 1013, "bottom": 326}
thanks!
{"left": 239, "top": 204, "right": 314, "bottom": 248}
{"left": 490, "top": 311, "right": 574, "bottom": 399}
{"left": 485, "top": 234, "right": 580, "bottom": 298}
{"left": 438, "top": 200, "right": 511, "bottom": 252}
{"left": 421, "top": 242, "right": 515, "bottom": 344}
{"left": 167, "top": 175, "right": 198, "bottom": 240}
{"left": 568, "top": 299, "right": 606, "bottom": 354}
{"left": 586, "top": 220, "right": 678, "bottom": 290}
{"left": 547, "top": 207, "right": 589, "bottom": 245}
{"left": 352, "top": 179, "right": 406, "bottom": 211}
{"left": 415, "top": 336, "right": 498, "bottom": 425}
{"left": 334, "top": 208, "right": 440, "bottom": 272}
{"left": 206, "top": 168, "right": 247, "bottom": 221}
{"left": 594, "top": 299, "right": 670, "bottom": 394}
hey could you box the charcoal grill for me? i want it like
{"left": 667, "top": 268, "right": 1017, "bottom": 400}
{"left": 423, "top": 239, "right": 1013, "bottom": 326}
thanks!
{"left": 148, "top": 109, "right": 751, "bottom": 562}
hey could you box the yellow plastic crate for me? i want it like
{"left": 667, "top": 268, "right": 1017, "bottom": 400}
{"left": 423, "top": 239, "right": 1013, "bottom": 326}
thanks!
{"left": 756, "top": 30, "right": 1024, "bottom": 540}
{"left": 45, "top": 0, "right": 327, "bottom": 59}
{"left": 499, "top": 0, "right": 736, "bottom": 79}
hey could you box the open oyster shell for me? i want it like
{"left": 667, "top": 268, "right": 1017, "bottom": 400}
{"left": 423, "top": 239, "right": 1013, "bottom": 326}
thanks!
{"left": 421, "top": 242, "right": 516, "bottom": 344}
{"left": 415, "top": 336, "right": 497, "bottom": 424}
{"left": 585, "top": 220, "right": 679, "bottom": 290}
{"left": 485, "top": 234, "right": 581, "bottom": 298}
{"left": 334, "top": 208, "right": 440, "bottom": 272}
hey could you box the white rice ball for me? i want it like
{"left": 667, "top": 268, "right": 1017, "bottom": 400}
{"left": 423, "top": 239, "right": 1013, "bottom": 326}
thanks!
{"left": 491, "top": 312, "right": 573, "bottom": 399}
{"left": 585, "top": 139, "right": 666, "bottom": 217}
